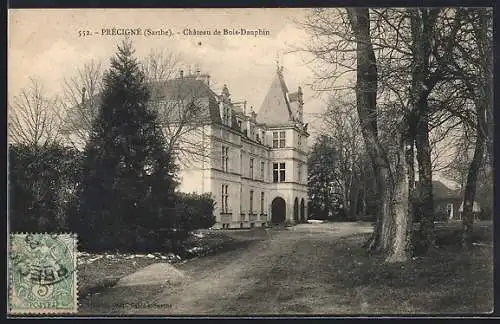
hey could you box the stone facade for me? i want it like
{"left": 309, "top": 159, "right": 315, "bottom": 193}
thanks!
{"left": 174, "top": 67, "right": 309, "bottom": 228}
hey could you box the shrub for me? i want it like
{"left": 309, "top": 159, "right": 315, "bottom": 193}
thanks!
{"left": 164, "top": 192, "right": 216, "bottom": 236}
{"left": 8, "top": 143, "right": 81, "bottom": 233}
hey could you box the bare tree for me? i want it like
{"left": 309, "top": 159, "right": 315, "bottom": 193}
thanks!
{"left": 9, "top": 78, "right": 62, "bottom": 147}
{"left": 345, "top": 8, "right": 408, "bottom": 259}
{"left": 322, "top": 95, "right": 366, "bottom": 220}
{"left": 141, "top": 48, "right": 182, "bottom": 87}
{"left": 298, "top": 7, "right": 483, "bottom": 260}
{"left": 58, "top": 51, "right": 216, "bottom": 168}
{"left": 59, "top": 59, "right": 105, "bottom": 149}
{"left": 433, "top": 8, "right": 493, "bottom": 248}
{"left": 149, "top": 80, "right": 216, "bottom": 168}
{"left": 140, "top": 49, "right": 219, "bottom": 168}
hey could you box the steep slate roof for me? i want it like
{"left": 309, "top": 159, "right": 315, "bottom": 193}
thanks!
{"left": 415, "top": 180, "right": 460, "bottom": 200}
{"left": 151, "top": 76, "right": 221, "bottom": 124}
{"left": 257, "top": 67, "right": 298, "bottom": 126}
{"left": 63, "top": 76, "right": 222, "bottom": 127}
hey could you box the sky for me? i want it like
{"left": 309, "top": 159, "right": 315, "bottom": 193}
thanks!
{"left": 8, "top": 8, "right": 328, "bottom": 137}
{"left": 8, "top": 8, "right": 461, "bottom": 189}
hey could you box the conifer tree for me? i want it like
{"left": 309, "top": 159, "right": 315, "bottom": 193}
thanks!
{"left": 77, "top": 40, "right": 178, "bottom": 251}
{"left": 307, "top": 135, "right": 342, "bottom": 220}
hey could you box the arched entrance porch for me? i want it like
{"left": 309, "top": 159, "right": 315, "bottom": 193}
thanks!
{"left": 271, "top": 197, "right": 286, "bottom": 224}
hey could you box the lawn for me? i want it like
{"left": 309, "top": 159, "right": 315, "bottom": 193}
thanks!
{"left": 324, "top": 223, "right": 493, "bottom": 314}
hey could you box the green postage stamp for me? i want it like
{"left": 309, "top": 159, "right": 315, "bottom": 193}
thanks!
{"left": 9, "top": 233, "right": 78, "bottom": 314}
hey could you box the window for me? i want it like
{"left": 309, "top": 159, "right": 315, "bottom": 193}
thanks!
{"left": 250, "top": 158, "right": 254, "bottom": 179}
{"left": 298, "top": 163, "right": 302, "bottom": 183}
{"left": 249, "top": 190, "right": 254, "bottom": 213}
{"left": 222, "top": 107, "right": 228, "bottom": 125}
{"left": 240, "top": 151, "right": 243, "bottom": 174}
{"left": 273, "top": 162, "right": 286, "bottom": 182}
{"left": 260, "top": 192, "right": 265, "bottom": 213}
{"left": 222, "top": 105, "right": 231, "bottom": 125}
{"left": 240, "top": 186, "right": 243, "bottom": 211}
{"left": 221, "top": 145, "right": 229, "bottom": 172}
{"left": 260, "top": 161, "right": 265, "bottom": 180}
{"left": 221, "top": 184, "right": 229, "bottom": 213}
{"left": 273, "top": 131, "right": 286, "bottom": 148}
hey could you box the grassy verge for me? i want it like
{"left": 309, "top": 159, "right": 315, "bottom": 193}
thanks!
{"left": 328, "top": 224, "right": 493, "bottom": 314}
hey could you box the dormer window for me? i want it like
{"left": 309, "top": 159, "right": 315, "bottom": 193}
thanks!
{"left": 226, "top": 106, "right": 231, "bottom": 125}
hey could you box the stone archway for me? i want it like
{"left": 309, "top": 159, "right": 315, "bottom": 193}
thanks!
{"left": 293, "top": 198, "right": 299, "bottom": 223}
{"left": 300, "top": 198, "right": 305, "bottom": 222}
{"left": 271, "top": 197, "right": 286, "bottom": 224}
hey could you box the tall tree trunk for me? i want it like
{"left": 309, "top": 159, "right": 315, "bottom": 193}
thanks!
{"left": 462, "top": 100, "right": 487, "bottom": 249}
{"left": 409, "top": 8, "right": 439, "bottom": 254}
{"left": 347, "top": 8, "right": 392, "bottom": 253}
{"left": 477, "top": 8, "right": 493, "bottom": 168}
{"left": 406, "top": 138, "right": 416, "bottom": 254}
{"left": 379, "top": 167, "right": 394, "bottom": 253}
{"left": 461, "top": 8, "right": 490, "bottom": 248}
{"left": 386, "top": 137, "right": 412, "bottom": 263}
{"left": 415, "top": 119, "right": 435, "bottom": 251}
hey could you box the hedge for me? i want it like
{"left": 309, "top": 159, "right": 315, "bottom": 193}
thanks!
{"left": 8, "top": 143, "right": 216, "bottom": 253}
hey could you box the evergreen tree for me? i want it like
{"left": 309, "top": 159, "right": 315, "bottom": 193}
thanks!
{"left": 307, "top": 135, "right": 342, "bottom": 220}
{"left": 77, "top": 40, "right": 178, "bottom": 252}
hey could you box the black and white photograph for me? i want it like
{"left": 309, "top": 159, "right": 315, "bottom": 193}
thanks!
{"left": 7, "top": 7, "right": 494, "bottom": 316}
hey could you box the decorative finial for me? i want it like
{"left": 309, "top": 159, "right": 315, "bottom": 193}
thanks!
{"left": 221, "top": 84, "right": 230, "bottom": 101}
{"left": 81, "top": 87, "right": 86, "bottom": 105}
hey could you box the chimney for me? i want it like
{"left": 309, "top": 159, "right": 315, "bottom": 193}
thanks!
{"left": 243, "top": 101, "right": 247, "bottom": 115}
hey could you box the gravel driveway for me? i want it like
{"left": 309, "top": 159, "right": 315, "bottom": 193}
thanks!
{"left": 80, "top": 222, "right": 374, "bottom": 315}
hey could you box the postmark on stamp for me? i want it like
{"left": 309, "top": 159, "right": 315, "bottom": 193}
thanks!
{"left": 9, "top": 233, "right": 78, "bottom": 314}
